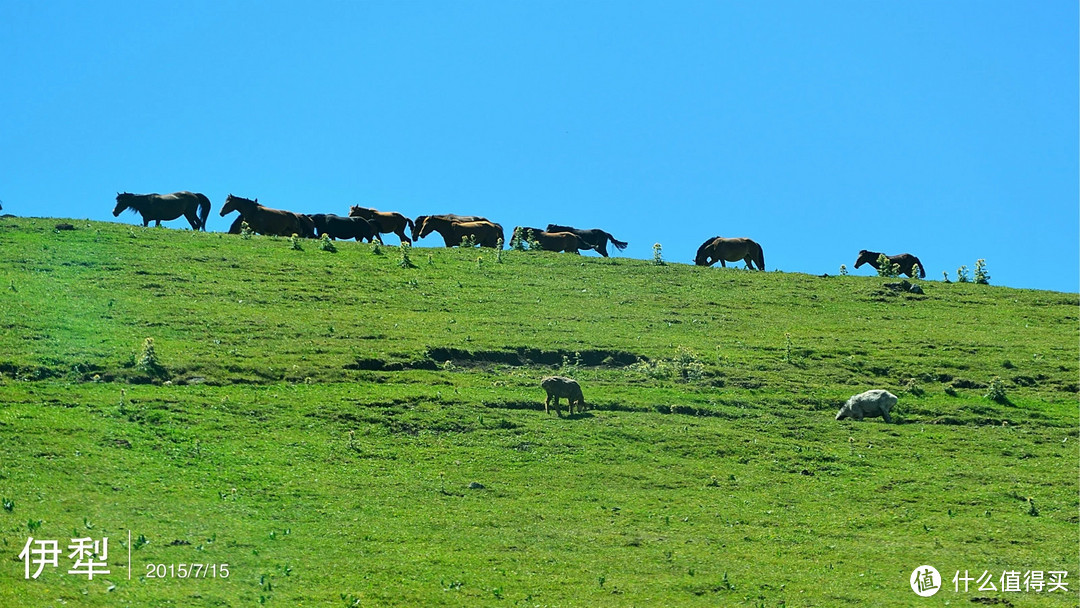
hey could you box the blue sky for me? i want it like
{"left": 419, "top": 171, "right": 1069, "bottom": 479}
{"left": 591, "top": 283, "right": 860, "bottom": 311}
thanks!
{"left": 2, "top": 1, "right": 1076, "bottom": 292}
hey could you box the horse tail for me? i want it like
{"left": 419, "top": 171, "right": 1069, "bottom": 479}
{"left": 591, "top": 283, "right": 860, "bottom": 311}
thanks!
{"left": 404, "top": 216, "right": 415, "bottom": 232}
{"left": 606, "top": 232, "right": 628, "bottom": 251}
{"left": 755, "top": 242, "right": 765, "bottom": 271}
{"left": 196, "top": 193, "right": 211, "bottom": 231}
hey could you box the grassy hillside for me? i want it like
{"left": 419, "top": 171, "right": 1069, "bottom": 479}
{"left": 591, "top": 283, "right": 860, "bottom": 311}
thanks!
{"left": 0, "top": 217, "right": 1076, "bottom": 607}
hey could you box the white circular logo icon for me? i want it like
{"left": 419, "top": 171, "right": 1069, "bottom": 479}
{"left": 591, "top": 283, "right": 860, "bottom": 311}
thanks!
{"left": 910, "top": 565, "right": 941, "bottom": 597}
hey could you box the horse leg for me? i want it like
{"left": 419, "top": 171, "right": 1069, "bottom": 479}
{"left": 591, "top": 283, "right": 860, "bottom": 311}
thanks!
{"left": 596, "top": 242, "right": 609, "bottom": 257}
{"left": 396, "top": 229, "right": 412, "bottom": 245}
{"left": 184, "top": 210, "right": 201, "bottom": 231}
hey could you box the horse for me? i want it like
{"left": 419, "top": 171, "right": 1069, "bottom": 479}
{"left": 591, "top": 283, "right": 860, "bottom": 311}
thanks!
{"left": 219, "top": 195, "right": 315, "bottom": 238}
{"left": 412, "top": 214, "right": 487, "bottom": 241}
{"left": 416, "top": 216, "right": 504, "bottom": 248}
{"left": 854, "top": 250, "right": 926, "bottom": 278}
{"left": 309, "top": 214, "right": 379, "bottom": 242}
{"left": 545, "top": 224, "right": 627, "bottom": 257}
{"left": 113, "top": 192, "right": 211, "bottom": 231}
{"left": 513, "top": 227, "right": 594, "bottom": 254}
{"left": 347, "top": 206, "right": 414, "bottom": 244}
{"left": 694, "top": 236, "right": 765, "bottom": 270}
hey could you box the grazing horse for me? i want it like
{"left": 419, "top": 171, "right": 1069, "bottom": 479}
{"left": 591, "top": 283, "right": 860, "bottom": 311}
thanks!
{"left": 417, "top": 216, "right": 504, "bottom": 248}
{"left": 694, "top": 236, "right": 765, "bottom": 270}
{"left": 113, "top": 192, "right": 211, "bottom": 231}
{"left": 854, "top": 250, "right": 926, "bottom": 278}
{"left": 412, "top": 214, "right": 487, "bottom": 241}
{"left": 513, "top": 227, "right": 594, "bottom": 254}
{"left": 545, "top": 224, "right": 627, "bottom": 257}
{"left": 348, "top": 206, "right": 414, "bottom": 244}
{"left": 309, "top": 214, "right": 379, "bottom": 242}
{"left": 219, "top": 195, "right": 315, "bottom": 238}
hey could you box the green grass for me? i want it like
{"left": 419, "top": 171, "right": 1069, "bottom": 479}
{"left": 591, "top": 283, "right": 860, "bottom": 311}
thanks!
{"left": 0, "top": 217, "right": 1076, "bottom": 606}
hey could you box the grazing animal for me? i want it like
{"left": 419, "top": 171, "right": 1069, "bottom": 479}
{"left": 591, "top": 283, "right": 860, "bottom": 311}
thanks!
{"left": 348, "top": 206, "right": 414, "bottom": 244}
{"left": 694, "top": 236, "right": 765, "bottom": 270}
{"left": 412, "top": 214, "right": 487, "bottom": 241}
{"left": 835, "top": 389, "right": 897, "bottom": 423}
{"left": 113, "top": 191, "right": 211, "bottom": 231}
{"left": 513, "top": 227, "right": 595, "bottom": 254}
{"left": 416, "top": 216, "right": 504, "bottom": 248}
{"left": 545, "top": 224, "right": 627, "bottom": 257}
{"left": 309, "top": 214, "right": 379, "bottom": 242}
{"left": 541, "top": 376, "right": 586, "bottom": 416}
{"left": 854, "top": 250, "right": 926, "bottom": 278}
{"left": 219, "top": 195, "right": 315, "bottom": 238}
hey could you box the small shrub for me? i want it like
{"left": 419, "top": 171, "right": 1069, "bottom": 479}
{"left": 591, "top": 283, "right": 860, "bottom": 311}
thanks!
{"left": 910, "top": 263, "right": 921, "bottom": 279}
{"left": 876, "top": 254, "right": 900, "bottom": 278}
{"left": 495, "top": 239, "right": 504, "bottom": 263}
{"left": 652, "top": 243, "right": 665, "bottom": 266}
{"left": 974, "top": 259, "right": 990, "bottom": 285}
{"left": 289, "top": 234, "right": 303, "bottom": 251}
{"left": 240, "top": 221, "right": 254, "bottom": 240}
{"left": 956, "top": 265, "right": 970, "bottom": 283}
{"left": 461, "top": 234, "right": 477, "bottom": 248}
{"left": 137, "top": 338, "right": 166, "bottom": 377}
{"left": 509, "top": 228, "right": 526, "bottom": 251}
{"left": 984, "top": 376, "right": 1008, "bottom": 403}
{"left": 903, "top": 376, "right": 925, "bottom": 397}
{"left": 839, "top": 264, "right": 848, "bottom": 276}
{"left": 942, "top": 271, "right": 951, "bottom": 283}
{"left": 319, "top": 235, "right": 337, "bottom": 253}
{"left": 398, "top": 243, "right": 417, "bottom": 269}
{"left": 371, "top": 241, "right": 383, "bottom": 255}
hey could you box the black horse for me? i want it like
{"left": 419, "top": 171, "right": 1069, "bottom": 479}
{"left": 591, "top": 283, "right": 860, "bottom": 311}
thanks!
{"left": 309, "top": 214, "right": 380, "bottom": 242}
{"left": 113, "top": 192, "right": 211, "bottom": 230}
{"left": 854, "top": 250, "right": 926, "bottom": 278}
{"left": 412, "top": 214, "right": 488, "bottom": 241}
{"left": 546, "top": 224, "right": 627, "bottom": 257}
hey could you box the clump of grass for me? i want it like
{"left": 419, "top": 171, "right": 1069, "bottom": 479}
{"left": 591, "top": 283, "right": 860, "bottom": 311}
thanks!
{"left": 319, "top": 235, "right": 337, "bottom": 253}
{"left": 289, "top": 234, "right": 303, "bottom": 251}
{"left": 240, "top": 221, "right": 254, "bottom": 240}
{"left": 371, "top": 241, "right": 383, "bottom": 255}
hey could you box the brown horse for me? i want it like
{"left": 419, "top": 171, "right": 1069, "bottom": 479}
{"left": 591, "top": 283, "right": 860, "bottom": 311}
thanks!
{"left": 113, "top": 192, "right": 211, "bottom": 231}
{"left": 854, "top": 250, "right": 926, "bottom": 278}
{"left": 545, "top": 224, "right": 627, "bottom": 257}
{"left": 513, "top": 227, "right": 594, "bottom": 254}
{"left": 412, "top": 214, "right": 487, "bottom": 241}
{"left": 348, "top": 206, "right": 414, "bottom": 244}
{"left": 694, "top": 236, "right": 765, "bottom": 270}
{"left": 219, "top": 195, "right": 314, "bottom": 238}
{"left": 417, "top": 216, "right": 504, "bottom": 248}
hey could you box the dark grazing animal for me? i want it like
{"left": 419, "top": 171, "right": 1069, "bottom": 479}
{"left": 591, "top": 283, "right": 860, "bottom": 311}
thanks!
{"left": 545, "top": 224, "right": 627, "bottom": 257}
{"left": 514, "top": 227, "right": 595, "bottom": 254}
{"left": 694, "top": 236, "right": 765, "bottom": 270}
{"left": 541, "top": 376, "right": 586, "bottom": 416}
{"left": 348, "top": 206, "right": 414, "bottom": 244}
{"left": 416, "top": 216, "right": 504, "bottom": 248}
{"left": 309, "top": 214, "right": 379, "bottom": 242}
{"left": 219, "top": 195, "right": 314, "bottom": 238}
{"left": 412, "top": 214, "right": 488, "bottom": 241}
{"left": 854, "top": 250, "right": 926, "bottom": 278}
{"left": 113, "top": 192, "right": 211, "bottom": 231}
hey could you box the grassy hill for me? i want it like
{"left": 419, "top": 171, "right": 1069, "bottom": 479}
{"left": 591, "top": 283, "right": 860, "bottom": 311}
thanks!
{"left": 0, "top": 217, "right": 1076, "bottom": 606}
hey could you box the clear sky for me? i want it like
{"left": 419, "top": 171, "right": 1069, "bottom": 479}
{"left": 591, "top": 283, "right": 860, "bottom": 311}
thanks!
{"left": 2, "top": 1, "right": 1077, "bottom": 292}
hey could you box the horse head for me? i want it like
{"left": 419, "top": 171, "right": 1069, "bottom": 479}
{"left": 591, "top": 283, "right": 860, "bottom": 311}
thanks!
{"left": 113, "top": 193, "right": 135, "bottom": 216}
{"left": 221, "top": 194, "right": 257, "bottom": 216}
{"left": 854, "top": 249, "right": 877, "bottom": 269}
{"left": 694, "top": 236, "right": 721, "bottom": 266}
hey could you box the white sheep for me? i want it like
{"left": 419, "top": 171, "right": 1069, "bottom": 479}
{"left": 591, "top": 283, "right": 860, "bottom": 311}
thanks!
{"left": 835, "top": 389, "right": 897, "bottom": 423}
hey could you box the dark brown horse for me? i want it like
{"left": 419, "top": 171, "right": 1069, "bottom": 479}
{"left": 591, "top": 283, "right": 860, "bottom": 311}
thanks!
{"left": 412, "top": 214, "right": 487, "bottom": 241}
{"left": 694, "top": 236, "right": 765, "bottom": 270}
{"left": 545, "top": 224, "right": 627, "bottom": 257}
{"left": 348, "top": 206, "right": 414, "bottom": 244}
{"left": 220, "top": 195, "right": 314, "bottom": 238}
{"left": 417, "top": 216, "right": 504, "bottom": 248}
{"left": 513, "top": 227, "right": 594, "bottom": 254}
{"left": 854, "top": 250, "right": 926, "bottom": 278}
{"left": 113, "top": 192, "right": 211, "bottom": 230}
{"left": 309, "top": 214, "right": 379, "bottom": 242}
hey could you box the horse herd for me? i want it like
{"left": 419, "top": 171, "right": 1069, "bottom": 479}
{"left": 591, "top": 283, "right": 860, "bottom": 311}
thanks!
{"left": 112, "top": 191, "right": 926, "bottom": 277}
